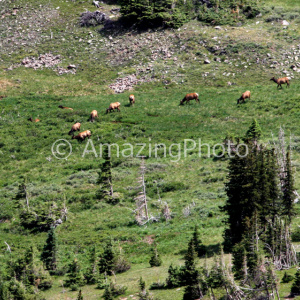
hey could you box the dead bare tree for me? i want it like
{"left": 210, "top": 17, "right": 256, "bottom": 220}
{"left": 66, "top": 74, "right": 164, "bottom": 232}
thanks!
{"left": 134, "top": 157, "right": 151, "bottom": 225}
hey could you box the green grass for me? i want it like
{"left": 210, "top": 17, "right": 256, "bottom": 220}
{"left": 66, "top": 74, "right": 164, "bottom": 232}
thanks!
{"left": 0, "top": 0, "right": 300, "bottom": 298}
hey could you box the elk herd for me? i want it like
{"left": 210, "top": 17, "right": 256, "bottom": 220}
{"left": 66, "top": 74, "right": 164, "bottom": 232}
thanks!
{"left": 27, "top": 76, "right": 291, "bottom": 141}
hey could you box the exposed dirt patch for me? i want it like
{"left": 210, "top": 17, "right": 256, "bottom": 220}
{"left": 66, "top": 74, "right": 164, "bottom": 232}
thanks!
{"left": 0, "top": 79, "right": 14, "bottom": 92}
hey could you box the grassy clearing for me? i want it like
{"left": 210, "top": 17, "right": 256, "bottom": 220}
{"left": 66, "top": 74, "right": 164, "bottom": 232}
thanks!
{"left": 0, "top": 0, "right": 300, "bottom": 298}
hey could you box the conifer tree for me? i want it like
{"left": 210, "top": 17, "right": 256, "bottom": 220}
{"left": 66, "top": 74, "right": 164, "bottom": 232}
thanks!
{"left": 102, "top": 283, "right": 113, "bottom": 300}
{"left": 64, "top": 258, "right": 85, "bottom": 288}
{"left": 192, "top": 225, "right": 206, "bottom": 257}
{"left": 245, "top": 118, "right": 262, "bottom": 142}
{"left": 84, "top": 245, "right": 98, "bottom": 284}
{"left": 149, "top": 244, "right": 162, "bottom": 267}
{"left": 99, "top": 241, "right": 115, "bottom": 275}
{"left": 183, "top": 239, "right": 198, "bottom": 285}
{"left": 291, "top": 269, "right": 300, "bottom": 295}
{"left": 282, "top": 151, "right": 295, "bottom": 223}
{"left": 77, "top": 289, "right": 83, "bottom": 300}
{"left": 14, "top": 176, "right": 29, "bottom": 209}
{"left": 41, "top": 227, "right": 57, "bottom": 271}
{"left": 281, "top": 271, "right": 293, "bottom": 283}
{"left": 97, "top": 145, "right": 114, "bottom": 203}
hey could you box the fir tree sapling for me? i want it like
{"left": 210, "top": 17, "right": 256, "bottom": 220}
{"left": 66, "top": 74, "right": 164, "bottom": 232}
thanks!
{"left": 41, "top": 227, "right": 57, "bottom": 272}
{"left": 149, "top": 244, "right": 162, "bottom": 267}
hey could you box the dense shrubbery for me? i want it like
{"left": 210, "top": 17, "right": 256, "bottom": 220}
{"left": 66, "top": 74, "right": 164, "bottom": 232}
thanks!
{"left": 119, "top": 0, "right": 261, "bottom": 28}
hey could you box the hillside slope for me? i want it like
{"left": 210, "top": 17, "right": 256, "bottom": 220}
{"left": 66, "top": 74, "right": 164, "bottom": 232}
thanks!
{"left": 0, "top": 0, "right": 300, "bottom": 299}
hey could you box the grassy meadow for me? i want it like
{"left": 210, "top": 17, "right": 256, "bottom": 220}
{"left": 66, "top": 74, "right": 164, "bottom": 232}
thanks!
{"left": 0, "top": 0, "right": 300, "bottom": 299}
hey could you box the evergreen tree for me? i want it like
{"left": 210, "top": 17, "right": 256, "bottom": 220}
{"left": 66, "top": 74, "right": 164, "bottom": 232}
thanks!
{"left": 84, "top": 245, "right": 98, "bottom": 284}
{"left": 149, "top": 245, "right": 162, "bottom": 267}
{"left": 183, "top": 239, "right": 198, "bottom": 285}
{"left": 41, "top": 227, "right": 57, "bottom": 271}
{"left": 245, "top": 118, "right": 262, "bottom": 142}
{"left": 119, "top": 0, "right": 194, "bottom": 29}
{"left": 223, "top": 144, "right": 258, "bottom": 251}
{"left": 64, "top": 258, "right": 85, "bottom": 288}
{"left": 77, "top": 289, "right": 83, "bottom": 300}
{"left": 281, "top": 271, "right": 293, "bottom": 283}
{"left": 282, "top": 151, "right": 295, "bottom": 222}
{"left": 14, "top": 176, "right": 29, "bottom": 209}
{"left": 102, "top": 284, "right": 113, "bottom": 300}
{"left": 165, "top": 264, "right": 182, "bottom": 288}
{"left": 139, "top": 277, "right": 146, "bottom": 292}
{"left": 99, "top": 241, "right": 115, "bottom": 275}
{"left": 192, "top": 225, "right": 206, "bottom": 257}
{"left": 97, "top": 145, "right": 115, "bottom": 204}
{"left": 291, "top": 269, "right": 300, "bottom": 295}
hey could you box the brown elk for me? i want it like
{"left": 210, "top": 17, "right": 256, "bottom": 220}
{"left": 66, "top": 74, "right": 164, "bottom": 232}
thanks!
{"left": 231, "top": 7, "right": 239, "bottom": 20}
{"left": 270, "top": 76, "right": 290, "bottom": 89}
{"left": 237, "top": 90, "right": 251, "bottom": 104}
{"left": 106, "top": 102, "right": 121, "bottom": 114}
{"left": 68, "top": 122, "right": 81, "bottom": 135}
{"left": 72, "top": 130, "right": 91, "bottom": 141}
{"left": 89, "top": 110, "right": 98, "bottom": 122}
{"left": 28, "top": 117, "right": 40, "bottom": 122}
{"left": 180, "top": 93, "right": 199, "bottom": 105}
{"left": 129, "top": 94, "right": 135, "bottom": 106}
{"left": 58, "top": 105, "right": 73, "bottom": 110}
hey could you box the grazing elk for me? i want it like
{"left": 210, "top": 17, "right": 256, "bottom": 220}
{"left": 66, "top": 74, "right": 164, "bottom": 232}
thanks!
{"left": 106, "top": 102, "right": 121, "bottom": 114}
{"left": 180, "top": 93, "right": 199, "bottom": 105}
{"left": 89, "top": 110, "right": 98, "bottom": 122}
{"left": 270, "top": 76, "right": 290, "bottom": 89}
{"left": 72, "top": 130, "right": 91, "bottom": 141}
{"left": 231, "top": 7, "right": 239, "bottom": 20}
{"left": 68, "top": 122, "right": 81, "bottom": 135}
{"left": 58, "top": 105, "right": 73, "bottom": 110}
{"left": 237, "top": 91, "right": 251, "bottom": 104}
{"left": 28, "top": 117, "right": 40, "bottom": 122}
{"left": 129, "top": 94, "right": 135, "bottom": 106}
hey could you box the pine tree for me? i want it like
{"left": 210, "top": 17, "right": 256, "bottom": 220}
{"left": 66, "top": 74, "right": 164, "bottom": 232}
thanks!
{"left": 99, "top": 241, "right": 115, "bottom": 275}
{"left": 291, "top": 269, "right": 300, "bottom": 295}
{"left": 77, "top": 289, "right": 83, "bottom": 300}
{"left": 192, "top": 225, "right": 206, "bottom": 257}
{"left": 223, "top": 144, "right": 259, "bottom": 251}
{"left": 41, "top": 227, "right": 57, "bottom": 271}
{"left": 183, "top": 239, "right": 198, "bottom": 285}
{"left": 245, "top": 118, "right": 262, "bottom": 142}
{"left": 64, "top": 258, "right": 85, "bottom": 288}
{"left": 14, "top": 176, "right": 29, "bottom": 209}
{"left": 281, "top": 271, "right": 293, "bottom": 283}
{"left": 149, "top": 245, "right": 162, "bottom": 267}
{"left": 97, "top": 145, "right": 114, "bottom": 204}
{"left": 139, "top": 277, "right": 146, "bottom": 292}
{"left": 282, "top": 151, "right": 295, "bottom": 222}
{"left": 102, "top": 284, "right": 113, "bottom": 300}
{"left": 84, "top": 246, "right": 98, "bottom": 284}
{"left": 165, "top": 264, "right": 182, "bottom": 288}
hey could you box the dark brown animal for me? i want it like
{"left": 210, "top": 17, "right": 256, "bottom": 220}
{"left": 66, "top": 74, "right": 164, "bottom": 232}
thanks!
{"left": 270, "top": 76, "right": 290, "bottom": 89}
{"left": 58, "top": 105, "right": 73, "bottom": 110}
{"left": 89, "top": 110, "right": 98, "bottom": 122}
{"left": 129, "top": 94, "right": 135, "bottom": 106}
{"left": 28, "top": 117, "right": 40, "bottom": 122}
{"left": 72, "top": 130, "right": 91, "bottom": 141}
{"left": 68, "top": 122, "right": 81, "bottom": 135}
{"left": 180, "top": 93, "right": 199, "bottom": 105}
{"left": 106, "top": 102, "right": 121, "bottom": 114}
{"left": 237, "top": 90, "right": 251, "bottom": 104}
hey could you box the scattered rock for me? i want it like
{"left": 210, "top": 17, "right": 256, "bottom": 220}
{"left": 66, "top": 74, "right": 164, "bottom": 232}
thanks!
{"left": 204, "top": 59, "right": 211, "bottom": 64}
{"left": 214, "top": 26, "right": 222, "bottom": 30}
{"left": 80, "top": 10, "right": 108, "bottom": 27}
{"left": 281, "top": 20, "right": 290, "bottom": 26}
